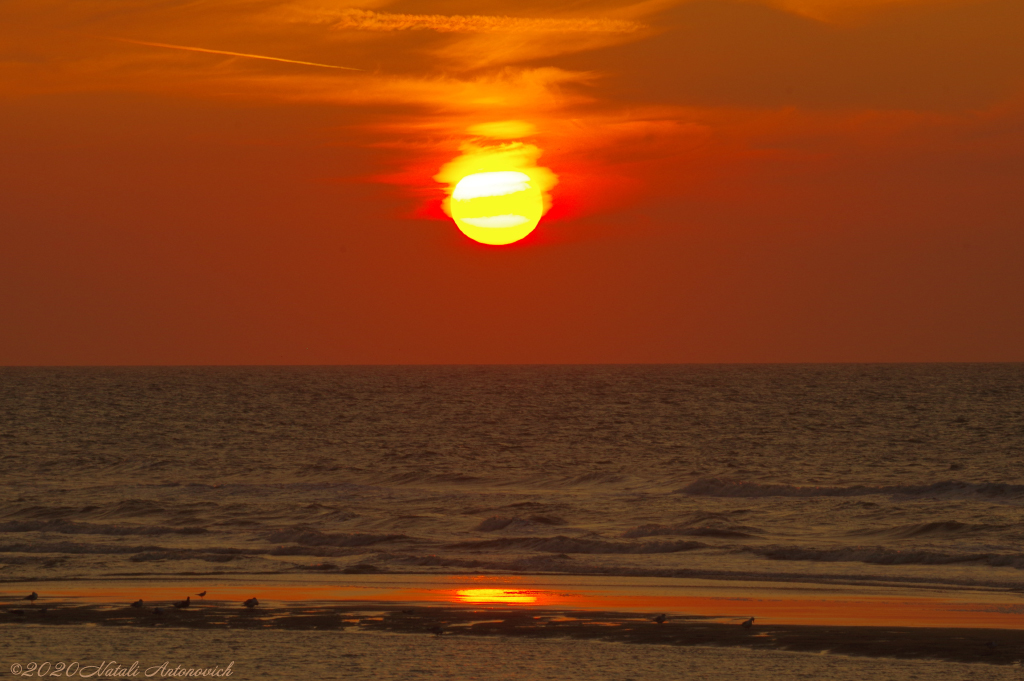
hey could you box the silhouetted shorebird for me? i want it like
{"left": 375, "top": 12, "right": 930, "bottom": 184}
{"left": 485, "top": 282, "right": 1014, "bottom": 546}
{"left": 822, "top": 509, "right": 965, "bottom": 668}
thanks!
{"left": 196, "top": 591, "right": 206, "bottom": 599}
{"left": 653, "top": 614, "right": 667, "bottom": 624}
{"left": 173, "top": 596, "right": 190, "bottom": 609}
{"left": 430, "top": 624, "right": 445, "bottom": 636}
{"left": 243, "top": 597, "right": 259, "bottom": 609}
{"left": 152, "top": 607, "right": 164, "bottom": 616}
{"left": 741, "top": 617, "right": 755, "bottom": 629}
{"left": 131, "top": 599, "right": 144, "bottom": 609}
{"left": 24, "top": 592, "right": 38, "bottom": 604}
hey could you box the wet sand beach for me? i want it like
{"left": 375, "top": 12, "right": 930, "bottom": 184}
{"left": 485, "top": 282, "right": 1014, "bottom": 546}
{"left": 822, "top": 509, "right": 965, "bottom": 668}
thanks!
{"left": 3, "top": 624, "right": 1017, "bottom": 681}
{"left": 2, "top": 575, "right": 1021, "bottom": 669}
{"left": 2, "top": 601, "right": 1021, "bottom": 667}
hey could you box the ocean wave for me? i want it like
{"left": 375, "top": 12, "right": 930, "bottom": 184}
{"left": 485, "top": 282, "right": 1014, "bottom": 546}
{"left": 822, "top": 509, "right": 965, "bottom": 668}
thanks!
{"left": 677, "top": 478, "right": 1024, "bottom": 500}
{"left": 446, "top": 535, "right": 706, "bottom": 554}
{"left": 475, "top": 516, "right": 566, "bottom": 532}
{"left": 397, "top": 554, "right": 487, "bottom": 569}
{"left": 0, "top": 555, "right": 64, "bottom": 566}
{"left": 394, "top": 553, "right": 575, "bottom": 572}
{"left": 0, "top": 541, "right": 180, "bottom": 555}
{"left": 0, "top": 540, "right": 275, "bottom": 563}
{"left": 0, "top": 520, "right": 207, "bottom": 536}
{"left": 266, "top": 529, "right": 409, "bottom": 548}
{"left": 384, "top": 472, "right": 485, "bottom": 485}
{"left": 622, "top": 523, "right": 756, "bottom": 539}
{"left": 3, "top": 499, "right": 217, "bottom": 523}
{"left": 95, "top": 499, "right": 171, "bottom": 518}
{"left": 294, "top": 503, "right": 359, "bottom": 521}
{"left": 747, "top": 545, "right": 1024, "bottom": 569}
{"left": 267, "top": 545, "right": 384, "bottom": 558}
{"left": 129, "top": 550, "right": 245, "bottom": 563}
{"left": 475, "top": 517, "right": 517, "bottom": 532}
{"left": 562, "top": 472, "right": 628, "bottom": 486}
{"left": 843, "top": 520, "right": 1005, "bottom": 539}
{"left": 1, "top": 505, "right": 86, "bottom": 521}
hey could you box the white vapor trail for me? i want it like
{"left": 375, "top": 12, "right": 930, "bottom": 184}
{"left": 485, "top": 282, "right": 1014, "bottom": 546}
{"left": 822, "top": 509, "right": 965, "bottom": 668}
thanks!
{"left": 110, "top": 38, "right": 361, "bottom": 71}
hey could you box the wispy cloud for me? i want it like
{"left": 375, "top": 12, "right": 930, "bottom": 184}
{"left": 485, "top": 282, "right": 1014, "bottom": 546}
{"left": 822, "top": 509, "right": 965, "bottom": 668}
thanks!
{"left": 316, "top": 9, "right": 643, "bottom": 34}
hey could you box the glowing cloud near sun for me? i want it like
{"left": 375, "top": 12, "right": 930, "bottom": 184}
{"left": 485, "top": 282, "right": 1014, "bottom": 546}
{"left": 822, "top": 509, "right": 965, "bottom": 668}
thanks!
{"left": 435, "top": 122, "right": 557, "bottom": 246}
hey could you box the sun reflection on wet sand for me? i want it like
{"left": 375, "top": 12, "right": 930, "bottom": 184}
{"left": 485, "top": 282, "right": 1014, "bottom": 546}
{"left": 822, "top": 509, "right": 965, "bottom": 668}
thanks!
{"left": 454, "top": 589, "right": 539, "bottom": 604}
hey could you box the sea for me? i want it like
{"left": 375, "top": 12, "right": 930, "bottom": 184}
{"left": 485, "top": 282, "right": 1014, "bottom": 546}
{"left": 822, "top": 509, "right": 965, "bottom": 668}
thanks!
{"left": 1, "top": 364, "right": 1021, "bottom": 591}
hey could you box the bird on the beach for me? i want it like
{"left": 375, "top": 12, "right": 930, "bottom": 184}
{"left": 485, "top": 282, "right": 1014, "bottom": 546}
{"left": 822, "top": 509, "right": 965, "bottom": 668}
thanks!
{"left": 173, "top": 596, "right": 190, "bottom": 609}
{"left": 196, "top": 591, "right": 206, "bottom": 599}
{"left": 741, "top": 617, "right": 755, "bottom": 629}
{"left": 430, "top": 624, "right": 445, "bottom": 636}
{"left": 243, "top": 597, "right": 259, "bottom": 609}
{"left": 131, "top": 599, "right": 144, "bottom": 609}
{"left": 653, "top": 614, "right": 667, "bottom": 624}
{"left": 985, "top": 641, "right": 998, "bottom": 649}
{"left": 24, "top": 592, "right": 38, "bottom": 604}
{"left": 152, "top": 607, "right": 163, "bottom": 616}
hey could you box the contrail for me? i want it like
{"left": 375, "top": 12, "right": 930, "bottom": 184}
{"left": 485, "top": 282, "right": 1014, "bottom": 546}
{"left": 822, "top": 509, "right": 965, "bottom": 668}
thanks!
{"left": 109, "top": 37, "right": 360, "bottom": 70}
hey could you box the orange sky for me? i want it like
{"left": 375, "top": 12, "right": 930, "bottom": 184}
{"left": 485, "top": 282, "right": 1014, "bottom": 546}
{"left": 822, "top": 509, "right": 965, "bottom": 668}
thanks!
{"left": 1, "top": 0, "right": 1021, "bottom": 364}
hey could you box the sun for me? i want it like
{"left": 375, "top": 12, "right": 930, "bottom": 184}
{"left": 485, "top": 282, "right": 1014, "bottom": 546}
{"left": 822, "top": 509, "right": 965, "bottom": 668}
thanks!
{"left": 435, "top": 129, "right": 557, "bottom": 245}
{"left": 450, "top": 171, "right": 544, "bottom": 246}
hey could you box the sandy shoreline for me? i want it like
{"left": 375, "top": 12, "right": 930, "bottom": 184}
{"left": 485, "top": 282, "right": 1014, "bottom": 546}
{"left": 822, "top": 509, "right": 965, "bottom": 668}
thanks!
{"left": 2, "top": 575, "right": 1022, "bottom": 667}
{"left": 1, "top": 601, "right": 1020, "bottom": 667}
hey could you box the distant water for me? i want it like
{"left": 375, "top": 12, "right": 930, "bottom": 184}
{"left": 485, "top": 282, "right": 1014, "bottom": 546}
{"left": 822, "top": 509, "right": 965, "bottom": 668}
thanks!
{"left": 1, "top": 365, "right": 1022, "bottom": 589}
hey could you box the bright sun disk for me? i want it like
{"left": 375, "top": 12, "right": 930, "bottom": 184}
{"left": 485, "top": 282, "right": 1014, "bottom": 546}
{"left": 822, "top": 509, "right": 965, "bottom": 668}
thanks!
{"left": 450, "top": 170, "right": 545, "bottom": 245}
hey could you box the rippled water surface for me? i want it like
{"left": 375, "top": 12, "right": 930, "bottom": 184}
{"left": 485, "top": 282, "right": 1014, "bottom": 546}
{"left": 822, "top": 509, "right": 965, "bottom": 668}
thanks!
{"left": 1, "top": 365, "right": 1022, "bottom": 588}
